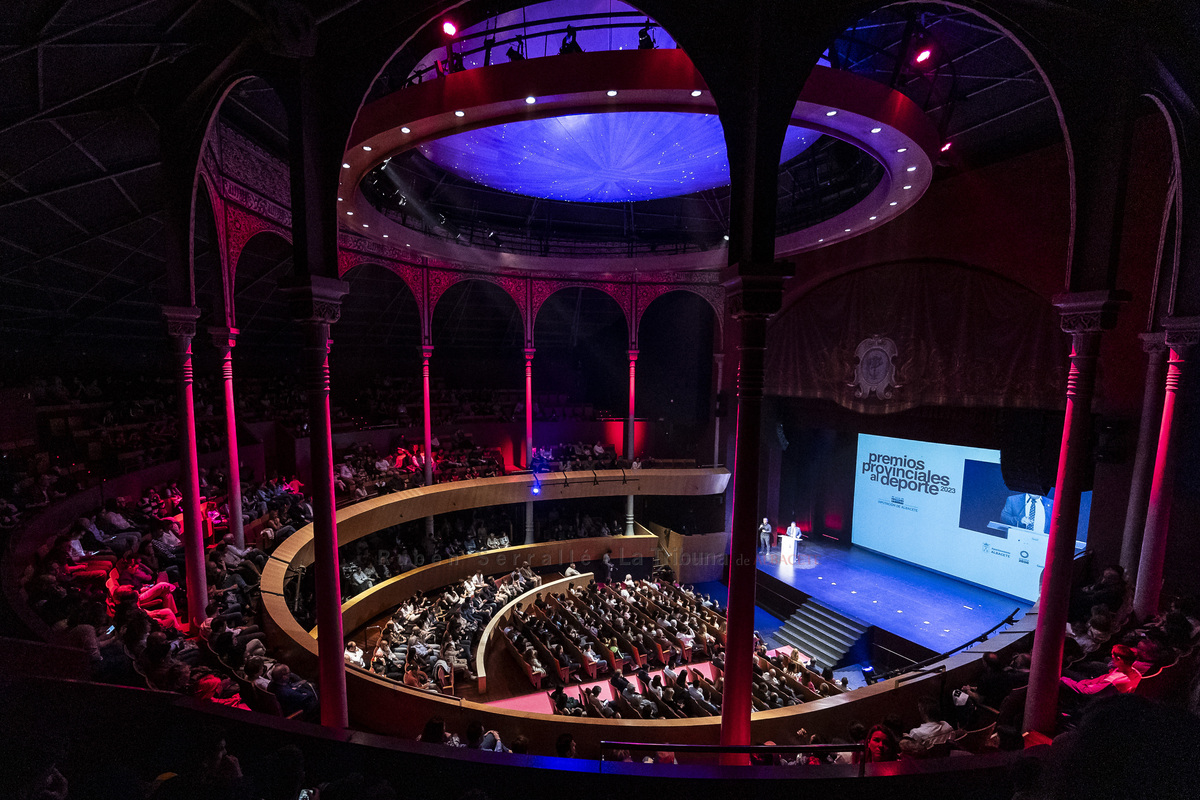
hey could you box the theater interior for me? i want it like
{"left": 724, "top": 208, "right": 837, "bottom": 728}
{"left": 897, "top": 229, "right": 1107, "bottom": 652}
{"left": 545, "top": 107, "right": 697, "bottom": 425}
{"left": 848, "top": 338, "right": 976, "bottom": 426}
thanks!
{"left": 1, "top": 1, "right": 1200, "bottom": 799}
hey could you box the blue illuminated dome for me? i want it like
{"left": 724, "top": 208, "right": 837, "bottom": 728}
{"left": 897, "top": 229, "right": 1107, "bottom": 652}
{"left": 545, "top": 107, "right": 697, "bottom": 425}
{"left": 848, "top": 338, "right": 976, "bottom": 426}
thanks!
{"left": 418, "top": 112, "right": 817, "bottom": 203}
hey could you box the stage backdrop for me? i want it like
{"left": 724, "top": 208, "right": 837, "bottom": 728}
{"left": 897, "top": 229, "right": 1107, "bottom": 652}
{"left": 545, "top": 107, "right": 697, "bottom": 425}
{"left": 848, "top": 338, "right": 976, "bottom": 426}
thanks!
{"left": 764, "top": 260, "right": 1069, "bottom": 414}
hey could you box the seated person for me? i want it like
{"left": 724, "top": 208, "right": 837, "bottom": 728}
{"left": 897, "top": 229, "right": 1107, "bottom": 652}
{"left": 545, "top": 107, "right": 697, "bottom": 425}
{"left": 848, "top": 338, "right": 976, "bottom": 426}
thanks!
{"left": 1061, "top": 644, "right": 1141, "bottom": 697}
{"left": 270, "top": 663, "right": 319, "bottom": 716}
{"left": 905, "top": 696, "right": 955, "bottom": 747}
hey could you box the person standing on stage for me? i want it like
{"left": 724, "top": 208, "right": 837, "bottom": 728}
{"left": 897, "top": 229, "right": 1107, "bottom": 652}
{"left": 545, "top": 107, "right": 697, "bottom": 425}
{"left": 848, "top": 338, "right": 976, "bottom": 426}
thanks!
{"left": 758, "top": 517, "right": 773, "bottom": 554}
{"left": 786, "top": 520, "right": 801, "bottom": 540}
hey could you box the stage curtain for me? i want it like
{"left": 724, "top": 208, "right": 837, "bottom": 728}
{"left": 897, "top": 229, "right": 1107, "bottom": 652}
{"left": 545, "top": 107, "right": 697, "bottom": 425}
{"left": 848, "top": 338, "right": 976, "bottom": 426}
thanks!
{"left": 764, "top": 260, "right": 1069, "bottom": 413}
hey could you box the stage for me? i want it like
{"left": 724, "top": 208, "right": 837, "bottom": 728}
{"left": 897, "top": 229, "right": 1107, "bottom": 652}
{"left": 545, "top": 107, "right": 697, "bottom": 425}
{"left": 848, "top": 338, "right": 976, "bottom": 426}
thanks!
{"left": 753, "top": 542, "right": 1028, "bottom": 653}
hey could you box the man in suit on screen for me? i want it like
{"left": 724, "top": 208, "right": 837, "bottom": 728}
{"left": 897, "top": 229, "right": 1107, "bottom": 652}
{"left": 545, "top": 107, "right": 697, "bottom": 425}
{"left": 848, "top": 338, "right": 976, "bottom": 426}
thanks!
{"left": 1001, "top": 491, "right": 1053, "bottom": 533}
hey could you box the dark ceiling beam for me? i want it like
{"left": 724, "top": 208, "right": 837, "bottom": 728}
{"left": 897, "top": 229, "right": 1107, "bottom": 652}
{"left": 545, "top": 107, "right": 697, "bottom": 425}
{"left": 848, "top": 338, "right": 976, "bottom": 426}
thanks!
{"left": 0, "top": 213, "right": 162, "bottom": 276}
{"left": 0, "top": 0, "right": 166, "bottom": 65}
{"left": 0, "top": 47, "right": 199, "bottom": 136}
{"left": 0, "top": 161, "right": 161, "bottom": 211}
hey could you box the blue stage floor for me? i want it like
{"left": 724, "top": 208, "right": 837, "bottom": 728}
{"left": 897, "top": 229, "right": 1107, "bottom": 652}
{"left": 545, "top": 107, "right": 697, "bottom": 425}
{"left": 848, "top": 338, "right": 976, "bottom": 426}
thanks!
{"left": 756, "top": 543, "right": 1028, "bottom": 652}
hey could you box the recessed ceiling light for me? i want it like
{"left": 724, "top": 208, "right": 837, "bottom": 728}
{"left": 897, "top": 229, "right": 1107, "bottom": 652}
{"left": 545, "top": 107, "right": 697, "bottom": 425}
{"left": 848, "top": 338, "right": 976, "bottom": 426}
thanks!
{"left": 346, "top": 211, "right": 353, "bottom": 216}
{"left": 897, "top": 147, "right": 907, "bottom": 153}
{"left": 889, "top": 201, "right": 898, "bottom": 206}
{"left": 723, "top": 234, "right": 729, "bottom": 241}
{"left": 870, "top": 127, "right": 882, "bottom": 134}
{"left": 941, "top": 141, "right": 953, "bottom": 152}
{"left": 607, "top": 90, "right": 618, "bottom": 97}
{"left": 342, "top": 162, "right": 350, "bottom": 169}
{"left": 903, "top": 185, "right": 912, "bottom": 190}
{"left": 401, "top": 126, "right": 411, "bottom": 134}
{"left": 454, "top": 110, "right": 465, "bottom": 117}
{"left": 338, "top": 197, "right": 343, "bottom": 202}
{"left": 825, "top": 110, "right": 837, "bottom": 117}
{"left": 362, "top": 145, "right": 372, "bottom": 151}
{"left": 906, "top": 165, "right": 917, "bottom": 172}
{"left": 525, "top": 96, "right": 536, "bottom": 104}
{"left": 818, "top": 238, "right": 824, "bottom": 242}
{"left": 869, "top": 215, "right": 877, "bottom": 220}
{"left": 691, "top": 90, "right": 701, "bottom": 97}
{"left": 844, "top": 228, "right": 851, "bottom": 232}
{"left": 406, "top": 243, "right": 411, "bottom": 247}
{"left": 383, "top": 234, "right": 388, "bottom": 238}
{"left": 362, "top": 223, "right": 369, "bottom": 227}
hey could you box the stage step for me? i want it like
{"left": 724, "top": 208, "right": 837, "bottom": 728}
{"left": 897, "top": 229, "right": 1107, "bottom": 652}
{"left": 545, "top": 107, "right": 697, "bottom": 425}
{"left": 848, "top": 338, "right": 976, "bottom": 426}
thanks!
{"left": 774, "top": 599, "right": 871, "bottom": 671}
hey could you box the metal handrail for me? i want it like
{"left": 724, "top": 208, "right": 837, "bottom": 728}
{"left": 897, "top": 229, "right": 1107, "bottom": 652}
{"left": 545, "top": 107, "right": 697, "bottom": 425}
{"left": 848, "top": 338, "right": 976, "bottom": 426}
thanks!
{"left": 876, "top": 608, "right": 1022, "bottom": 682}
{"left": 599, "top": 740, "right": 868, "bottom": 776}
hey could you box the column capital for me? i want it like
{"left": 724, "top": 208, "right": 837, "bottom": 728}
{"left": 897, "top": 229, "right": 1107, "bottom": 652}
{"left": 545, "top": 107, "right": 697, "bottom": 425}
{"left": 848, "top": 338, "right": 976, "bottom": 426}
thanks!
{"left": 207, "top": 326, "right": 240, "bottom": 350}
{"left": 281, "top": 275, "right": 349, "bottom": 324}
{"left": 1164, "top": 315, "right": 1200, "bottom": 354}
{"left": 1052, "top": 290, "right": 1129, "bottom": 333}
{"left": 628, "top": 349, "right": 639, "bottom": 361}
{"left": 723, "top": 267, "right": 790, "bottom": 320}
{"left": 713, "top": 352, "right": 725, "bottom": 364}
{"left": 162, "top": 305, "right": 200, "bottom": 339}
{"left": 524, "top": 348, "right": 537, "bottom": 360}
{"left": 421, "top": 345, "right": 435, "bottom": 361}
{"left": 1139, "top": 331, "right": 1168, "bottom": 355}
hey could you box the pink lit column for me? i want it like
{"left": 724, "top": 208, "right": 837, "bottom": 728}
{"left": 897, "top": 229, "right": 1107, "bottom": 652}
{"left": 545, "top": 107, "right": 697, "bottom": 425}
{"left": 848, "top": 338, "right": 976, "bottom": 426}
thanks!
{"left": 210, "top": 327, "right": 245, "bottom": 549}
{"left": 1024, "top": 292, "right": 1123, "bottom": 736}
{"left": 422, "top": 346, "right": 434, "bottom": 537}
{"left": 720, "top": 273, "right": 784, "bottom": 763}
{"left": 163, "top": 306, "right": 209, "bottom": 632}
{"left": 1118, "top": 333, "right": 1168, "bottom": 579}
{"left": 525, "top": 348, "right": 536, "bottom": 544}
{"left": 625, "top": 349, "right": 638, "bottom": 536}
{"left": 1133, "top": 319, "right": 1200, "bottom": 620}
{"left": 524, "top": 348, "right": 536, "bottom": 468}
{"left": 286, "top": 277, "right": 350, "bottom": 729}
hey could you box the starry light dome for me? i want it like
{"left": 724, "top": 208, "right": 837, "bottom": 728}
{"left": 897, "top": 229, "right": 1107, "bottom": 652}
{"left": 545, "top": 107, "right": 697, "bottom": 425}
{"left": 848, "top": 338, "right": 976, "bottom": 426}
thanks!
{"left": 418, "top": 112, "right": 817, "bottom": 203}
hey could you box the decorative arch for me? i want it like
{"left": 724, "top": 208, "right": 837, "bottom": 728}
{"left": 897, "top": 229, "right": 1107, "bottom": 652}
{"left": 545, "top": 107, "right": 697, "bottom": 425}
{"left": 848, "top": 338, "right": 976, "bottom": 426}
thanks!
{"left": 531, "top": 280, "right": 632, "bottom": 346}
{"left": 634, "top": 283, "right": 724, "bottom": 346}
{"left": 428, "top": 269, "right": 528, "bottom": 338}
{"left": 1139, "top": 91, "right": 1185, "bottom": 321}
{"left": 224, "top": 204, "right": 291, "bottom": 285}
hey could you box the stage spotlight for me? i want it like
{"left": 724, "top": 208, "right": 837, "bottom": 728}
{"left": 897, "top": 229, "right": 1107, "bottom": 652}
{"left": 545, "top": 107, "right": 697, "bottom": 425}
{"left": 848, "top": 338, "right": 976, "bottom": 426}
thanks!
{"left": 861, "top": 664, "right": 877, "bottom": 685}
{"left": 911, "top": 31, "right": 935, "bottom": 68}
{"left": 442, "top": 20, "right": 457, "bottom": 37}
{"left": 531, "top": 483, "right": 541, "bottom": 495}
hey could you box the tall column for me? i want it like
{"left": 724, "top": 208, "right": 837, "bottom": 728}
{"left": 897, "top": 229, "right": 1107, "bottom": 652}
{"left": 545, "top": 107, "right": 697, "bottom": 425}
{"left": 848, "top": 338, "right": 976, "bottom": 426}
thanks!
{"left": 210, "top": 327, "right": 245, "bottom": 549}
{"left": 422, "top": 346, "right": 434, "bottom": 538}
{"left": 625, "top": 349, "right": 638, "bottom": 536}
{"left": 712, "top": 353, "right": 725, "bottom": 467}
{"left": 422, "top": 346, "right": 435, "bottom": 486}
{"left": 524, "top": 348, "right": 535, "bottom": 469}
{"left": 1118, "top": 334, "right": 1168, "bottom": 579}
{"left": 163, "top": 306, "right": 208, "bottom": 633}
{"left": 1133, "top": 318, "right": 1200, "bottom": 620}
{"left": 719, "top": 273, "right": 785, "bottom": 763}
{"left": 524, "top": 348, "right": 536, "bottom": 544}
{"left": 1024, "top": 292, "right": 1124, "bottom": 736}
{"left": 284, "top": 277, "right": 350, "bottom": 729}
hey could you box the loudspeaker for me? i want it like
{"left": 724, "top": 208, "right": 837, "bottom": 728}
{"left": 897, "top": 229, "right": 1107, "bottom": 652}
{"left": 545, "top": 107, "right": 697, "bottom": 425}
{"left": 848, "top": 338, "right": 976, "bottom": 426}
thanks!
{"left": 999, "top": 408, "right": 1093, "bottom": 494}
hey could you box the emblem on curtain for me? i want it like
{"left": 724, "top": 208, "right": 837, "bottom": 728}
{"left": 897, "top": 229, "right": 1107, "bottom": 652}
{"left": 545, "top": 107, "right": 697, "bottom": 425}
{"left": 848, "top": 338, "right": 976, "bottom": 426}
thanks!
{"left": 849, "top": 336, "right": 901, "bottom": 399}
